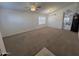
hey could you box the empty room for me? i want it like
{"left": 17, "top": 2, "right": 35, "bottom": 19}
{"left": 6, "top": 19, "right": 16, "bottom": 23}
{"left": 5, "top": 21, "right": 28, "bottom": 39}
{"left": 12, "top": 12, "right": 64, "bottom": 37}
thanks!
{"left": 0, "top": 2, "right": 79, "bottom": 56}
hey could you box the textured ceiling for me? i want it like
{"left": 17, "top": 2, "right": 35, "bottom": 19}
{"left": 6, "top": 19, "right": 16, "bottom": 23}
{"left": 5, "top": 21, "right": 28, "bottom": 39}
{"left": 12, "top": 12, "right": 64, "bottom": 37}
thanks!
{"left": 0, "top": 2, "right": 76, "bottom": 14}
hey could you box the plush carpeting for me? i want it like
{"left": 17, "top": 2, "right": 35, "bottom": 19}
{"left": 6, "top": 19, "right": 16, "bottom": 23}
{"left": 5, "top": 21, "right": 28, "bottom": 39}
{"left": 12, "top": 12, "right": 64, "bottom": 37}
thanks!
{"left": 3, "top": 27, "right": 78, "bottom": 56}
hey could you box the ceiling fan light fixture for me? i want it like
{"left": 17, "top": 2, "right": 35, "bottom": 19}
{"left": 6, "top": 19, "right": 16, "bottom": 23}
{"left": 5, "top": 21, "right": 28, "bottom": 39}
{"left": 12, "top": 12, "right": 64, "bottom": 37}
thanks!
{"left": 30, "top": 5, "right": 36, "bottom": 11}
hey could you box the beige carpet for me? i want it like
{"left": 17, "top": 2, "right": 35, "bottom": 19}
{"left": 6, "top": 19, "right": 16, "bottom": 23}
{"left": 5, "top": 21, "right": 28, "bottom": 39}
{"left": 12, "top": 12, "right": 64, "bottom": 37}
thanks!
{"left": 3, "top": 27, "right": 78, "bottom": 56}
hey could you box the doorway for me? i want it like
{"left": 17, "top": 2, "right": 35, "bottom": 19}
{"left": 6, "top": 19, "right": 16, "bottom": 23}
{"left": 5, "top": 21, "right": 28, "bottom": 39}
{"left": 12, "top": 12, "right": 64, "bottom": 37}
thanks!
{"left": 63, "top": 10, "right": 73, "bottom": 31}
{"left": 71, "top": 13, "right": 79, "bottom": 32}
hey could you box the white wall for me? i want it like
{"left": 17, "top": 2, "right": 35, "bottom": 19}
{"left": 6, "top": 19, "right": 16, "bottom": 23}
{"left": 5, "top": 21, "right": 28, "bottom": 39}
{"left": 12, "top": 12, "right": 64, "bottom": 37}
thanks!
{"left": 47, "top": 3, "right": 77, "bottom": 29}
{"left": 0, "top": 8, "right": 47, "bottom": 37}
{"left": 48, "top": 10, "right": 63, "bottom": 29}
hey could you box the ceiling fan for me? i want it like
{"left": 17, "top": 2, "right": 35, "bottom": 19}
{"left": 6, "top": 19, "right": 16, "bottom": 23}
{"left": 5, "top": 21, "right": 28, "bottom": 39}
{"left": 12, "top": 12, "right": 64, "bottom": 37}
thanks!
{"left": 25, "top": 3, "right": 41, "bottom": 12}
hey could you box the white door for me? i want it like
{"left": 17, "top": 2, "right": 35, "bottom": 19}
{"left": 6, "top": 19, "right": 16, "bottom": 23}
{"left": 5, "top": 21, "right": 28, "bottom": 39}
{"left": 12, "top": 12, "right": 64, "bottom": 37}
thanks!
{"left": 0, "top": 32, "right": 7, "bottom": 55}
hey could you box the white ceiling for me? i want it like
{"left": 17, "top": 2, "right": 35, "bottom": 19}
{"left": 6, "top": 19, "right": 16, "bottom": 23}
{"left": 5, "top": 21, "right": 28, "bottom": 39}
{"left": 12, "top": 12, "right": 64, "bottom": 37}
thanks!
{"left": 0, "top": 2, "right": 76, "bottom": 14}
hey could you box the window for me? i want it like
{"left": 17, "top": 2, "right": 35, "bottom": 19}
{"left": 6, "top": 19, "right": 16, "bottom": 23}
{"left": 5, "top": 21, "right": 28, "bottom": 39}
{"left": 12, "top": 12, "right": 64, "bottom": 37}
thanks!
{"left": 64, "top": 15, "right": 71, "bottom": 25}
{"left": 38, "top": 16, "right": 46, "bottom": 25}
